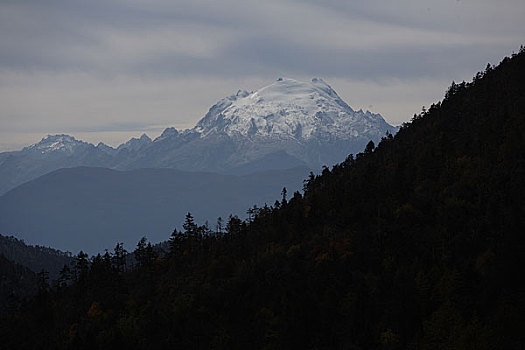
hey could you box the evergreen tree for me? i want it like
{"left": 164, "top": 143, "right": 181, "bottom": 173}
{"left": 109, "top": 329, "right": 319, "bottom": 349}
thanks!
{"left": 281, "top": 187, "right": 287, "bottom": 205}
{"left": 183, "top": 212, "right": 197, "bottom": 236}
{"left": 216, "top": 216, "right": 223, "bottom": 234}
{"left": 73, "top": 250, "right": 89, "bottom": 281}
{"left": 169, "top": 228, "right": 184, "bottom": 256}
{"left": 364, "top": 140, "right": 375, "bottom": 153}
{"left": 36, "top": 269, "right": 49, "bottom": 293}
{"left": 57, "top": 264, "right": 71, "bottom": 289}
{"left": 112, "top": 243, "right": 127, "bottom": 273}
{"left": 135, "top": 236, "right": 148, "bottom": 267}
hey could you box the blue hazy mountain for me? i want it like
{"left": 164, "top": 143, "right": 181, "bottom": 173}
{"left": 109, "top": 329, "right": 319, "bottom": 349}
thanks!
{"left": 0, "top": 166, "right": 308, "bottom": 254}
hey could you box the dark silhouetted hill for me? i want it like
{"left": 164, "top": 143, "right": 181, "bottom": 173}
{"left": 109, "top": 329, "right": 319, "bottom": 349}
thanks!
{"left": 0, "top": 235, "right": 73, "bottom": 280}
{"left": 0, "top": 254, "right": 38, "bottom": 315}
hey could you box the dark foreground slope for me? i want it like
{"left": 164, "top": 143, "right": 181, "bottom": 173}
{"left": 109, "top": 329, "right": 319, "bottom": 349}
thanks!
{"left": 1, "top": 49, "right": 524, "bottom": 349}
{"left": 0, "top": 235, "right": 72, "bottom": 280}
{"left": 0, "top": 254, "right": 39, "bottom": 316}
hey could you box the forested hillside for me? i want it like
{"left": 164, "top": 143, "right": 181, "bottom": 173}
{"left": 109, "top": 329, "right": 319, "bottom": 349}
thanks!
{"left": 0, "top": 235, "right": 72, "bottom": 280}
{"left": 0, "top": 254, "right": 38, "bottom": 316}
{"left": 1, "top": 48, "right": 524, "bottom": 349}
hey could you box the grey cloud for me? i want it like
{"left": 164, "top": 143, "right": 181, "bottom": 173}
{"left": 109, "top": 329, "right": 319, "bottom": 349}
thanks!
{"left": 295, "top": 0, "right": 525, "bottom": 35}
{"left": 223, "top": 38, "right": 513, "bottom": 81}
{"left": 1, "top": 0, "right": 523, "bottom": 80}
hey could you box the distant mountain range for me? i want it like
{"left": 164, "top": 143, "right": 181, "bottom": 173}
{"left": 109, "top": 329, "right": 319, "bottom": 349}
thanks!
{"left": 0, "top": 78, "right": 397, "bottom": 195}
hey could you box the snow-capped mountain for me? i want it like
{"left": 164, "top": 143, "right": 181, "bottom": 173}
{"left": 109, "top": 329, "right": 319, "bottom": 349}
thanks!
{"left": 0, "top": 135, "right": 114, "bottom": 194}
{"left": 177, "top": 78, "right": 396, "bottom": 172}
{"left": 196, "top": 78, "right": 389, "bottom": 142}
{"left": 23, "top": 134, "right": 91, "bottom": 155}
{"left": 0, "top": 78, "right": 397, "bottom": 194}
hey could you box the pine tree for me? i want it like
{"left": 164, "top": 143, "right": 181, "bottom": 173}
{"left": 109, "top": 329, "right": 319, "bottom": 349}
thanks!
{"left": 216, "top": 217, "right": 223, "bottom": 234}
{"left": 183, "top": 212, "right": 197, "bottom": 236}
{"left": 112, "top": 243, "right": 127, "bottom": 273}
{"left": 73, "top": 251, "right": 89, "bottom": 281}
{"left": 169, "top": 228, "right": 184, "bottom": 256}
{"left": 135, "top": 237, "right": 148, "bottom": 268}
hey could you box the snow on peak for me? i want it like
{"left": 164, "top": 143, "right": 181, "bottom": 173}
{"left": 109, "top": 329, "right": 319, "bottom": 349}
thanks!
{"left": 251, "top": 77, "right": 341, "bottom": 104}
{"left": 24, "top": 134, "right": 89, "bottom": 154}
{"left": 195, "top": 77, "right": 392, "bottom": 141}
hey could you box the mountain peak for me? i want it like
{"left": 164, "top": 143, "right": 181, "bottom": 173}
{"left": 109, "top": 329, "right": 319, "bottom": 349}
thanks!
{"left": 139, "top": 133, "right": 151, "bottom": 141}
{"left": 155, "top": 127, "right": 179, "bottom": 142}
{"left": 40, "top": 134, "right": 78, "bottom": 144}
{"left": 24, "top": 134, "right": 88, "bottom": 154}
{"left": 249, "top": 77, "right": 343, "bottom": 107}
{"left": 96, "top": 142, "right": 116, "bottom": 154}
{"left": 117, "top": 133, "right": 152, "bottom": 152}
{"left": 195, "top": 77, "right": 393, "bottom": 142}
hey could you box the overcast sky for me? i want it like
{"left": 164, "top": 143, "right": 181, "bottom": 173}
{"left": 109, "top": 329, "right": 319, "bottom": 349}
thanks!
{"left": 1, "top": 0, "right": 524, "bottom": 151}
